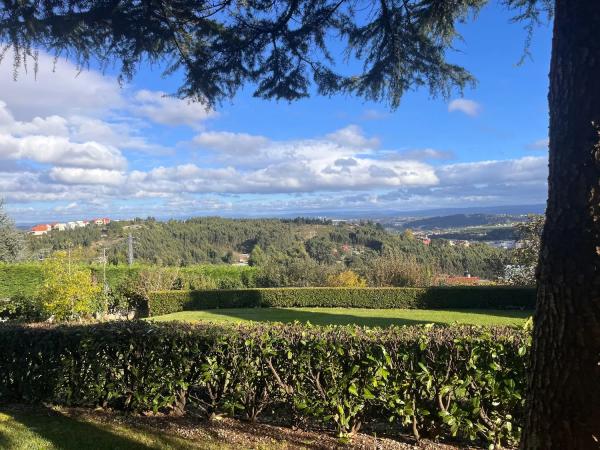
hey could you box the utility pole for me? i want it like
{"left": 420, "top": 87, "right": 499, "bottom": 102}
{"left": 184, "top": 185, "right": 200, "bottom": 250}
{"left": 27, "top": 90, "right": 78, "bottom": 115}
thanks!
{"left": 67, "top": 242, "right": 72, "bottom": 275}
{"left": 128, "top": 233, "right": 134, "bottom": 266}
{"left": 102, "top": 247, "right": 108, "bottom": 295}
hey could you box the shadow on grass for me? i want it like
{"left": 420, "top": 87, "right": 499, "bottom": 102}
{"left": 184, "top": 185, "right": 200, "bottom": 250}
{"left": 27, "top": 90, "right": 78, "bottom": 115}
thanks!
{"left": 0, "top": 405, "right": 188, "bottom": 450}
{"left": 195, "top": 307, "right": 444, "bottom": 327}
{"left": 179, "top": 307, "right": 533, "bottom": 328}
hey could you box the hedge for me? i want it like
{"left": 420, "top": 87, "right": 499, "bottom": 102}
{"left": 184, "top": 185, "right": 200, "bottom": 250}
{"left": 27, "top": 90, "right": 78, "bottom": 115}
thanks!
{"left": 0, "top": 263, "right": 258, "bottom": 300}
{"left": 148, "top": 286, "right": 536, "bottom": 316}
{"left": 0, "top": 263, "right": 44, "bottom": 299}
{"left": 0, "top": 321, "right": 529, "bottom": 446}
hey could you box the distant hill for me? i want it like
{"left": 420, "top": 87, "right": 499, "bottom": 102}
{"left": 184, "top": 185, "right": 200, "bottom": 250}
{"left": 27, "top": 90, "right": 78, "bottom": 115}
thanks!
{"left": 24, "top": 216, "right": 510, "bottom": 279}
{"left": 401, "top": 213, "right": 528, "bottom": 230}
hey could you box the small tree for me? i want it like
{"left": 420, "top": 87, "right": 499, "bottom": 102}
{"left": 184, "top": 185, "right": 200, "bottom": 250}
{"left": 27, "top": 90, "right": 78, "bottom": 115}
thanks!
{"left": 249, "top": 245, "right": 266, "bottom": 267}
{"left": 370, "top": 255, "right": 435, "bottom": 287}
{"left": 503, "top": 215, "right": 544, "bottom": 287}
{"left": 38, "top": 251, "right": 101, "bottom": 321}
{"left": 327, "top": 270, "right": 367, "bottom": 287}
{"left": 514, "top": 215, "right": 544, "bottom": 267}
{"left": 0, "top": 200, "right": 23, "bottom": 262}
{"left": 119, "top": 267, "right": 181, "bottom": 313}
{"left": 305, "top": 236, "right": 336, "bottom": 264}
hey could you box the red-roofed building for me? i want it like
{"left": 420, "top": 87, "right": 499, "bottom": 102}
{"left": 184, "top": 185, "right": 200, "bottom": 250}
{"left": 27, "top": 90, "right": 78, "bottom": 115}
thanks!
{"left": 92, "top": 218, "right": 111, "bottom": 226}
{"left": 30, "top": 224, "right": 52, "bottom": 236}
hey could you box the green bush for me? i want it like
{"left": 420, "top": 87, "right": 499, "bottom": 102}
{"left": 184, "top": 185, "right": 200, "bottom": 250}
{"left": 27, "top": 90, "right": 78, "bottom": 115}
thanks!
{"left": 0, "top": 321, "right": 529, "bottom": 446}
{"left": 0, "top": 294, "right": 44, "bottom": 322}
{"left": 148, "top": 286, "right": 536, "bottom": 316}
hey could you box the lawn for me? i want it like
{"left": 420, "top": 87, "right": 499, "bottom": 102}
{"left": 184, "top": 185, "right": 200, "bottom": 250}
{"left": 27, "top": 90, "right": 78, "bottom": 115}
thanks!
{"left": 151, "top": 307, "right": 532, "bottom": 327}
{"left": 0, "top": 406, "right": 214, "bottom": 450}
{"left": 0, "top": 405, "right": 469, "bottom": 450}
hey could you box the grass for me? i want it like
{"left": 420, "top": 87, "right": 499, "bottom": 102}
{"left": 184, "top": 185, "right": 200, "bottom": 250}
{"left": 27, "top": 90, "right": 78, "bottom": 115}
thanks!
{"left": 151, "top": 307, "right": 532, "bottom": 327}
{"left": 0, "top": 406, "right": 215, "bottom": 450}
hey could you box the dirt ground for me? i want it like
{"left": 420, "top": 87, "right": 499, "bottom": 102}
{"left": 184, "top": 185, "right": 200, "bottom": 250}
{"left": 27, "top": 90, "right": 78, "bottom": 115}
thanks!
{"left": 56, "top": 406, "right": 484, "bottom": 450}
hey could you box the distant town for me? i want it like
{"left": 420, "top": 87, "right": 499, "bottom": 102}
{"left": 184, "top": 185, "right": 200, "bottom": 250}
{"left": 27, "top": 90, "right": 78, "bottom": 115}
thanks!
{"left": 30, "top": 218, "right": 112, "bottom": 235}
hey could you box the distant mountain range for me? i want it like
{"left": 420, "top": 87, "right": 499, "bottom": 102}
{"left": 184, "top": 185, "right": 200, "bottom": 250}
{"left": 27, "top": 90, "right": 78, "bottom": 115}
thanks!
{"left": 15, "top": 204, "right": 546, "bottom": 227}
{"left": 399, "top": 213, "right": 528, "bottom": 231}
{"left": 254, "top": 204, "right": 546, "bottom": 220}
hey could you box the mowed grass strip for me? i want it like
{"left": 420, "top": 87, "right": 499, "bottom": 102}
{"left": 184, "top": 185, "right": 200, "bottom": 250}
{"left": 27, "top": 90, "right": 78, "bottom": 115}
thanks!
{"left": 0, "top": 407, "right": 213, "bottom": 450}
{"left": 151, "top": 307, "right": 532, "bottom": 327}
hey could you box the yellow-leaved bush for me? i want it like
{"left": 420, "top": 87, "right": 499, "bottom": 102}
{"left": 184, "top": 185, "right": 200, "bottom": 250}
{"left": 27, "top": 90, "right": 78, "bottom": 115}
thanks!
{"left": 326, "top": 270, "right": 367, "bottom": 287}
{"left": 38, "top": 251, "right": 101, "bottom": 321}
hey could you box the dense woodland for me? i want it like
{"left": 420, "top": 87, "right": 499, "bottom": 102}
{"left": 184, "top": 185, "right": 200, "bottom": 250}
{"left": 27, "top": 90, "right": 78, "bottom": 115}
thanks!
{"left": 27, "top": 217, "right": 509, "bottom": 280}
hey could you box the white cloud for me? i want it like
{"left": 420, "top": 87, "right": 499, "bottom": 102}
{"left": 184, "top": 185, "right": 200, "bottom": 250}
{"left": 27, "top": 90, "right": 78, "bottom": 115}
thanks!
{"left": 0, "top": 134, "right": 126, "bottom": 170}
{"left": 448, "top": 99, "right": 481, "bottom": 117}
{"left": 133, "top": 90, "right": 216, "bottom": 127}
{"left": 391, "top": 148, "right": 455, "bottom": 161}
{"left": 68, "top": 115, "right": 171, "bottom": 155}
{"left": 325, "top": 125, "right": 380, "bottom": 148}
{"left": 0, "top": 102, "right": 69, "bottom": 137}
{"left": 193, "top": 131, "right": 270, "bottom": 153}
{"left": 48, "top": 168, "right": 126, "bottom": 186}
{"left": 0, "top": 51, "right": 123, "bottom": 120}
{"left": 0, "top": 57, "right": 548, "bottom": 225}
{"left": 437, "top": 156, "right": 547, "bottom": 185}
{"left": 53, "top": 202, "right": 79, "bottom": 212}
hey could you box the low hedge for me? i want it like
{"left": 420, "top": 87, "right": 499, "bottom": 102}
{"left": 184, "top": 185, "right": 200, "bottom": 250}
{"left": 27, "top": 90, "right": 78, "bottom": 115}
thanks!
{"left": 0, "top": 321, "right": 529, "bottom": 446}
{"left": 148, "top": 286, "right": 536, "bottom": 316}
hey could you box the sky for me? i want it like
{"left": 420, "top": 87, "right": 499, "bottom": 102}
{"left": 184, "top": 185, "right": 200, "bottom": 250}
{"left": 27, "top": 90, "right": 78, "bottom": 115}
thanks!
{"left": 0, "top": 3, "right": 552, "bottom": 224}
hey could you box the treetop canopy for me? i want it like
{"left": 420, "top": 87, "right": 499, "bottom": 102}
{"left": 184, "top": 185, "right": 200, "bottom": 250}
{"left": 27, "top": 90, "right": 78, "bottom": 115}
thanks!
{"left": 1, "top": 0, "right": 551, "bottom": 108}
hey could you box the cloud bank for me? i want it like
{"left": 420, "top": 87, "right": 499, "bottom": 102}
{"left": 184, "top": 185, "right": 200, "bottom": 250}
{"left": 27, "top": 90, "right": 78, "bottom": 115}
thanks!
{"left": 0, "top": 53, "right": 548, "bottom": 222}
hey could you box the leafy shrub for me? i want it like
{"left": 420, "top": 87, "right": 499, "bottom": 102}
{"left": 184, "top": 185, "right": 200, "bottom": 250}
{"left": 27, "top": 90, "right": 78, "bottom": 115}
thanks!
{"left": 501, "top": 265, "right": 536, "bottom": 287}
{"left": 0, "top": 294, "right": 43, "bottom": 322}
{"left": 0, "top": 321, "right": 529, "bottom": 447}
{"left": 369, "top": 255, "right": 437, "bottom": 287}
{"left": 38, "top": 252, "right": 102, "bottom": 321}
{"left": 147, "top": 286, "right": 536, "bottom": 316}
{"left": 255, "top": 256, "right": 333, "bottom": 287}
{"left": 326, "top": 270, "right": 367, "bottom": 287}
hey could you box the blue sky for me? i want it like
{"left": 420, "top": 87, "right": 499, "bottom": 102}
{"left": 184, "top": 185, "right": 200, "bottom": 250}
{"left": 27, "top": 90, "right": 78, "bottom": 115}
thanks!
{"left": 0, "top": 3, "right": 551, "bottom": 223}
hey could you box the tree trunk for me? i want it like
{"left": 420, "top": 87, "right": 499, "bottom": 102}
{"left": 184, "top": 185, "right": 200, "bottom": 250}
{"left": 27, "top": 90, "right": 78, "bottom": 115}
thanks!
{"left": 521, "top": 1, "right": 600, "bottom": 448}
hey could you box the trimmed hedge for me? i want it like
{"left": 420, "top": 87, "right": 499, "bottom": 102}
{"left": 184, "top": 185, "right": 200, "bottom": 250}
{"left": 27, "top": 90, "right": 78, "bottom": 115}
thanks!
{"left": 0, "top": 263, "right": 258, "bottom": 300}
{"left": 0, "top": 263, "right": 44, "bottom": 299}
{"left": 148, "top": 286, "right": 536, "bottom": 316}
{"left": 0, "top": 321, "right": 529, "bottom": 446}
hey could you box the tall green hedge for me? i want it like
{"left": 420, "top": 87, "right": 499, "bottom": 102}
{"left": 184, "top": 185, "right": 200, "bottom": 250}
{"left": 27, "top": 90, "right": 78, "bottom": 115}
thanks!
{"left": 0, "top": 263, "right": 258, "bottom": 300}
{"left": 0, "top": 263, "right": 44, "bottom": 299}
{"left": 0, "top": 321, "right": 529, "bottom": 446}
{"left": 148, "top": 286, "right": 536, "bottom": 316}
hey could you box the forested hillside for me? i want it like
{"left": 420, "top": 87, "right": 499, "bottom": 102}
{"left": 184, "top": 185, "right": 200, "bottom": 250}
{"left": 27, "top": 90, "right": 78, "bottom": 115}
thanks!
{"left": 27, "top": 217, "right": 508, "bottom": 279}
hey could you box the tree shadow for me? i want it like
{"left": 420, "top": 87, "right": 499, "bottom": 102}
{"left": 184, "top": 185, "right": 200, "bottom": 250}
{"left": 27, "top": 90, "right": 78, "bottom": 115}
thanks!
{"left": 0, "top": 405, "right": 187, "bottom": 450}
{"left": 190, "top": 307, "right": 532, "bottom": 328}
{"left": 200, "top": 307, "right": 444, "bottom": 327}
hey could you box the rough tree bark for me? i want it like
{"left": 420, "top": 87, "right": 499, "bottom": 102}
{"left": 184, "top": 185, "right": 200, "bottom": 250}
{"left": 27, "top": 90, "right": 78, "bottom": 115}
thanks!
{"left": 521, "top": 0, "right": 600, "bottom": 448}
